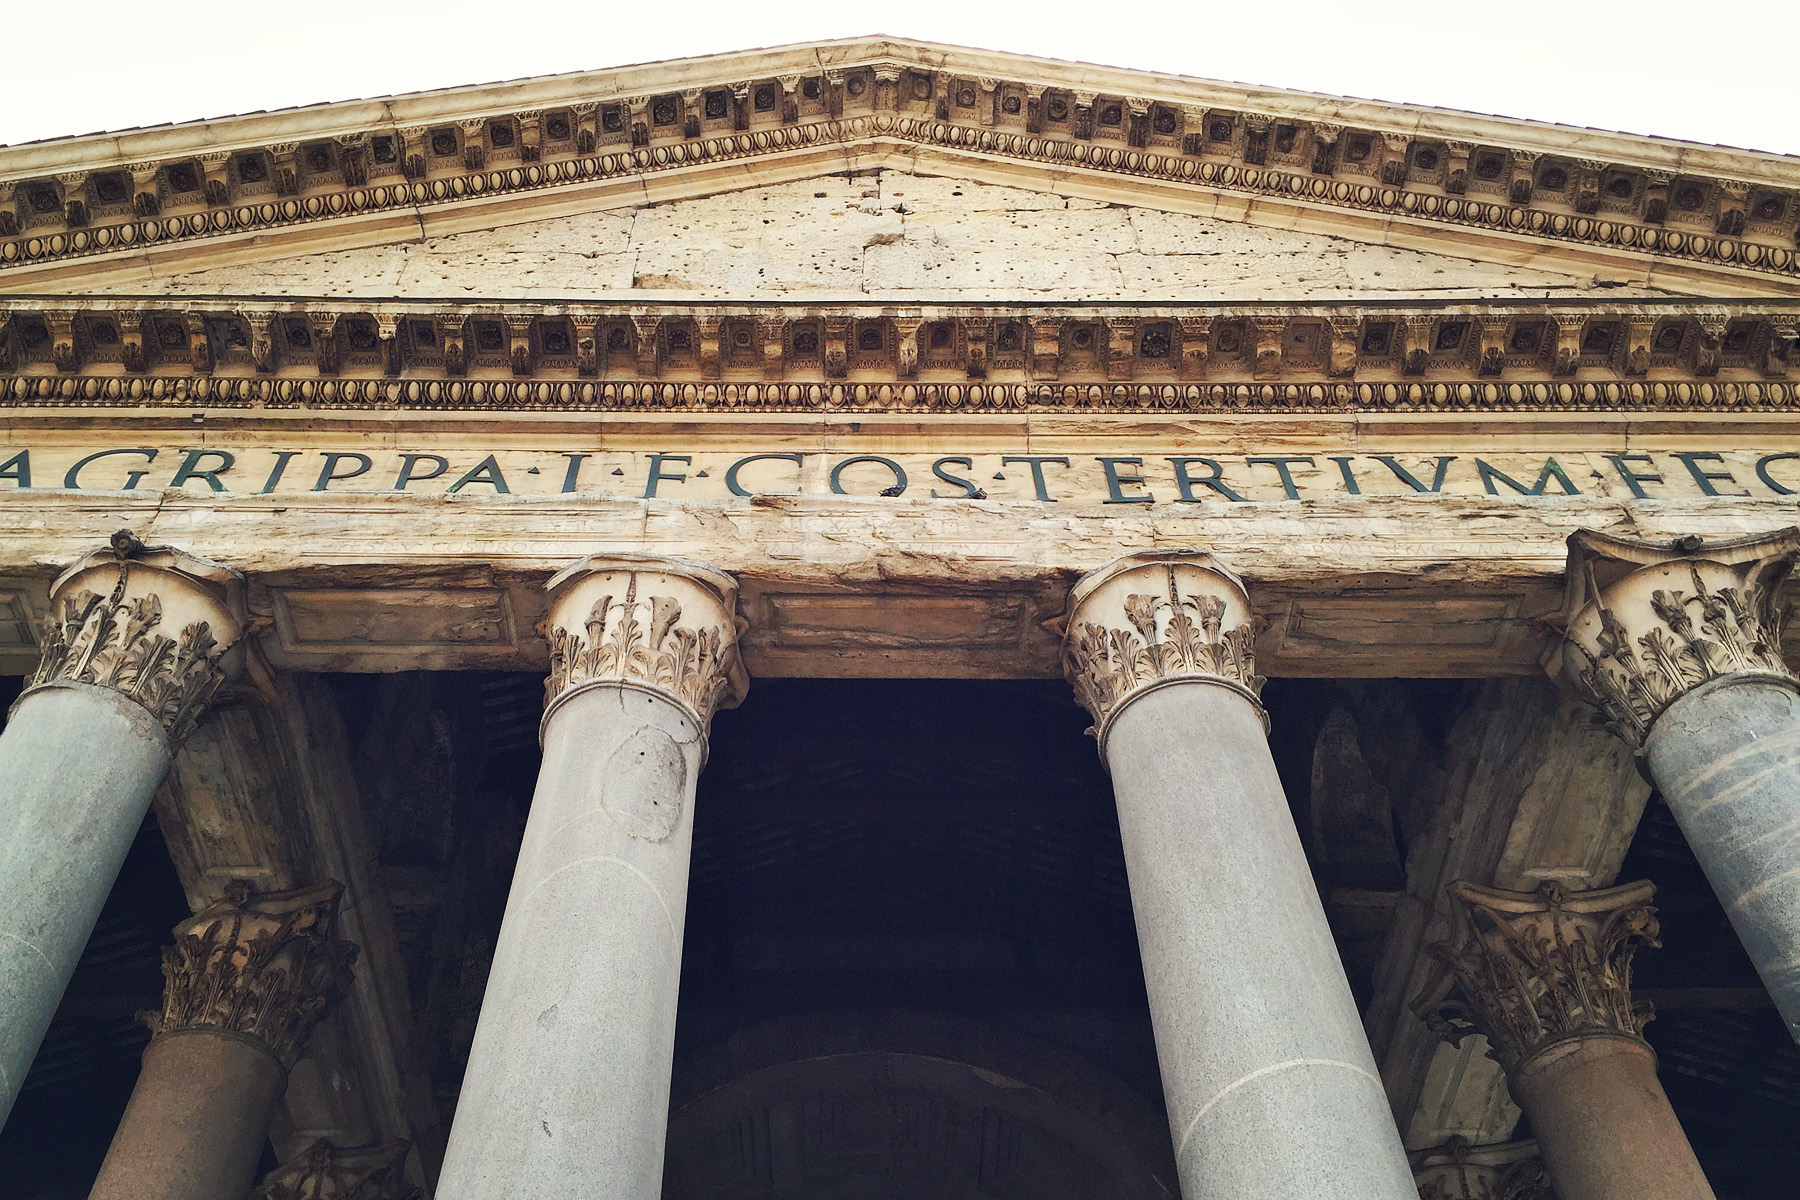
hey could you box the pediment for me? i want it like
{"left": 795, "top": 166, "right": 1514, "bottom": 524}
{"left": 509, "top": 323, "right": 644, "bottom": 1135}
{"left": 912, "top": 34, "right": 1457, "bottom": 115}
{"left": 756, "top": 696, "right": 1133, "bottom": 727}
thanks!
{"left": 65, "top": 170, "right": 1638, "bottom": 301}
{"left": 2, "top": 37, "right": 1799, "bottom": 297}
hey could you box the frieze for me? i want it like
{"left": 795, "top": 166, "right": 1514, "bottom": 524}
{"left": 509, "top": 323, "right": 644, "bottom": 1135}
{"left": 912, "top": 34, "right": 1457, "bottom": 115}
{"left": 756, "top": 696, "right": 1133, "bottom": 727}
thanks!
{"left": 148, "top": 880, "right": 358, "bottom": 1072}
{"left": 1, "top": 300, "right": 1797, "bottom": 414}
{"left": 542, "top": 555, "right": 749, "bottom": 737}
{"left": 1057, "top": 551, "right": 1265, "bottom": 752}
{"left": 2, "top": 49, "right": 1798, "bottom": 285}
{"left": 1413, "top": 879, "right": 1660, "bottom": 1073}
{"left": 1549, "top": 527, "right": 1800, "bottom": 744}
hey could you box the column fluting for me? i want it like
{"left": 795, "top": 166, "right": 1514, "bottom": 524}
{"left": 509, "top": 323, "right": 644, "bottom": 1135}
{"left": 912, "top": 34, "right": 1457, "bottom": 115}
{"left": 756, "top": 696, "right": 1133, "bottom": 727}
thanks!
{"left": 87, "top": 881, "right": 357, "bottom": 1200}
{"left": 1058, "top": 550, "right": 1416, "bottom": 1200}
{"left": 1550, "top": 527, "right": 1800, "bottom": 1040}
{"left": 0, "top": 530, "right": 243, "bottom": 1127}
{"left": 436, "top": 554, "right": 747, "bottom": 1199}
{"left": 1415, "top": 879, "right": 1715, "bottom": 1200}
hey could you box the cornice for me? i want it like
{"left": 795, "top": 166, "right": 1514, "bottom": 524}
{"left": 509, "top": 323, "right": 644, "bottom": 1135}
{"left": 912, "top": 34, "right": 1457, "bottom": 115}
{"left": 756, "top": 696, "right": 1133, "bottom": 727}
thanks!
{"left": 0, "top": 39, "right": 1798, "bottom": 290}
{"left": 2, "top": 298, "right": 1797, "bottom": 415}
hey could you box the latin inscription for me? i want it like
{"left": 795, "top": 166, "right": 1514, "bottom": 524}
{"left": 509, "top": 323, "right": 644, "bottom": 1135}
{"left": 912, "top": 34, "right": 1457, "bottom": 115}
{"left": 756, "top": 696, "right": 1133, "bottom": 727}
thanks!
{"left": 1, "top": 446, "right": 1797, "bottom": 504}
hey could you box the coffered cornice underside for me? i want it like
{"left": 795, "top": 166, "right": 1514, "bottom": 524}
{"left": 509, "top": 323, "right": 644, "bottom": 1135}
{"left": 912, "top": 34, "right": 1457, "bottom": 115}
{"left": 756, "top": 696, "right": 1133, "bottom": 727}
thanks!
{"left": 3, "top": 299, "right": 1797, "bottom": 415}
{"left": 1, "top": 39, "right": 1799, "bottom": 294}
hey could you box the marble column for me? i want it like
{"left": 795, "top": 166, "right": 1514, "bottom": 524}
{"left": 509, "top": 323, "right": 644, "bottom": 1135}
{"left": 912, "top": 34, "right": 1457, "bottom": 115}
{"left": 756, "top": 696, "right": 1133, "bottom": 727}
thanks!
{"left": 88, "top": 881, "right": 357, "bottom": 1200}
{"left": 1411, "top": 1137, "right": 1552, "bottom": 1200}
{"left": 251, "top": 1137, "right": 415, "bottom": 1200}
{"left": 437, "top": 554, "right": 747, "bottom": 1199}
{"left": 1058, "top": 550, "right": 1416, "bottom": 1200}
{"left": 1549, "top": 528, "right": 1800, "bottom": 1041}
{"left": 0, "top": 530, "right": 244, "bottom": 1128}
{"left": 1416, "top": 879, "right": 1713, "bottom": 1200}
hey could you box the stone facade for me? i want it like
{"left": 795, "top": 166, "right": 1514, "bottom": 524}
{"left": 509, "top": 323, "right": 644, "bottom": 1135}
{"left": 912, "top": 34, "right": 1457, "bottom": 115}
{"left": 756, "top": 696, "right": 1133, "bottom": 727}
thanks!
{"left": 0, "top": 32, "right": 1796, "bottom": 1200}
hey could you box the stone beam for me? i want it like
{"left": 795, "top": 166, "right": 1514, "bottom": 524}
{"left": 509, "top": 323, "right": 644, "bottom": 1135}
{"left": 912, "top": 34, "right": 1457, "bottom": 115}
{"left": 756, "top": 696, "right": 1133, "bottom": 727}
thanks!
{"left": 2, "top": 492, "right": 1796, "bottom": 680}
{"left": 1363, "top": 675, "right": 1650, "bottom": 1149}
{"left": 154, "top": 672, "right": 440, "bottom": 1192}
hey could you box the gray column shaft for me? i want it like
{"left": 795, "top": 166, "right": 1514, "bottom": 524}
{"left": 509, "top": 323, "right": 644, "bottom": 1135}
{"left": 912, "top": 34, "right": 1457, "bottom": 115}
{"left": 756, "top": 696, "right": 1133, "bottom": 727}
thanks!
{"left": 1645, "top": 676, "right": 1800, "bottom": 1040}
{"left": 0, "top": 683, "right": 170, "bottom": 1129}
{"left": 1105, "top": 683, "right": 1416, "bottom": 1200}
{"left": 437, "top": 684, "right": 705, "bottom": 1199}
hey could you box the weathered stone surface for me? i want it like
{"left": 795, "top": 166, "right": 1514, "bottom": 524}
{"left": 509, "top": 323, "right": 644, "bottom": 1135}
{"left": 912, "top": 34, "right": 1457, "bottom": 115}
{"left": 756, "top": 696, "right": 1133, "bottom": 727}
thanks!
{"left": 155, "top": 675, "right": 439, "bottom": 1180}
{"left": 1363, "top": 677, "right": 1650, "bottom": 1149}
{"left": 87, "top": 171, "right": 1635, "bottom": 301}
{"left": 3, "top": 487, "right": 1795, "bottom": 681}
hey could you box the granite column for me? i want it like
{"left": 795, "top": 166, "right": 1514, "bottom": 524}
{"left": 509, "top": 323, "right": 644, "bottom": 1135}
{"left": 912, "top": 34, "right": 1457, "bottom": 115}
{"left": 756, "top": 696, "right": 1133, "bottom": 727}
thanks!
{"left": 1551, "top": 528, "right": 1800, "bottom": 1040}
{"left": 1416, "top": 879, "right": 1714, "bottom": 1200}
{"left": 0, "top": 531, "right": 244, "bottom": 1128}
{"left": 436, "top": 555, "right": 747, "bottom": 1199}
{"left": 87, "top": 882, "right": 357, "bottom": 1200}
{"left": 1058, "top": 551, "right": 1416, "bottom": 1200}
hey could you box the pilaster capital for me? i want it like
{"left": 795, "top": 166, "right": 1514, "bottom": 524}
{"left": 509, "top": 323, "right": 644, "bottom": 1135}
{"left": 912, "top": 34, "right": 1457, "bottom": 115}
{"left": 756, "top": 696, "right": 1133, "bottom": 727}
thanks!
{"left": 253, "top": 1138, "right": 418, "bottom": 1200}
{"left": 542, "top": 554, "right": 749, "bottom": 739}
{"left": 1547, "top": 527, "right": 1799, "bottom": 745}
{"left": 1414, "top": 879, "right": 1659, "bottom": 1074}
{"left": 149, "top": 880, "right": 357, "bottom": 1072}
{"left": 1412, "top": 1138, "right": 1552, "bottom": 1200}
{"left": 22, "top": 529, "right": 248, "bottom": 745}
{"left": 1054, "top": 550, "right": 1265, "bottom": 753}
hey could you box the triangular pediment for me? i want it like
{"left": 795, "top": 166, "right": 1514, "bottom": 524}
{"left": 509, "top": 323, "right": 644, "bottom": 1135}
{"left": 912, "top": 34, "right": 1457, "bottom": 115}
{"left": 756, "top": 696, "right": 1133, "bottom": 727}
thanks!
{"left": 2, "top": 36, "right": 1798, "bottom": 297}
{"left": 67, "top": 169, "right": 1635, "bottom": 301}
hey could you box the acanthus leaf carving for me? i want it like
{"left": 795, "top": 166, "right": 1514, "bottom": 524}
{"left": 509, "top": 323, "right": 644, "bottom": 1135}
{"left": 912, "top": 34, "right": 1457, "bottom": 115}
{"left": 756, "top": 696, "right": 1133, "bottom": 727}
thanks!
{"left": 1413, "top": 879, "right": 1659, "bottom": 1073}
{"left": 542, "top": 560, "right": 748, "bottom": 735}
{"left": 1549, "top": 527, "right": 1799, "bottom": 745}
{"left": 149, "top": 880, "right": 358, "bottom": 1071}
{"left": 1059, "top": 552, "right": 1265, "bottom": 751}
{"left": 24, "top": 532, "right": 239, "bottom": 745}
{"left": 1412, "top": 1137, "right": 1553, "bottom": 1200}
{"left": 252, "top": 1138, "right": 419, "bottom": 1200}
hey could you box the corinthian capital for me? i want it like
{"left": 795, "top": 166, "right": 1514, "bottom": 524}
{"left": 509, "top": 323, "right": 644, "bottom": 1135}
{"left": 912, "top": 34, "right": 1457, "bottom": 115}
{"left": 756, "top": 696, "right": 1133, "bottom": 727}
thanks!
{"left": 1414, "top": 879, "right": 1659, "bottom": 1073}
{"left": 253, "top": 1138, "right": 418, "bottom": 1200}
{"left": 1412, "top": 1138, "right": 1552, "bottom": 1200}
{"left": 542, "top": 554, "right": 748, "bottom": 736}
{"left": 1056, "top": 551, "right": 1265, "bottom": 750}
{"left": 150, "top": 880, "right": 356, "bottom": 1070}
{"left": 24, "top": 529, "right": 247, "bottom": 744}
{"left": 1548, "top": 527, "right": 1799, "bottom": 745}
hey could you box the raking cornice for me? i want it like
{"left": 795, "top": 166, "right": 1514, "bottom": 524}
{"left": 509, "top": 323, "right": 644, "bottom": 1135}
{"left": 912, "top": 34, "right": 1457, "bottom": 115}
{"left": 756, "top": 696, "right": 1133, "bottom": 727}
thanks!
{"left": 1, "top": 38, "right": 1798, "bottom": 294}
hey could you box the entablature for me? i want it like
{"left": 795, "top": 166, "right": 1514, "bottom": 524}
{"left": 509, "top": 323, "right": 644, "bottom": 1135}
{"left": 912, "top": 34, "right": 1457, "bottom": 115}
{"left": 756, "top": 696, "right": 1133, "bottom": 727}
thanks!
{"left": 4, "top": 298, "right": 1799, "bottom": 415}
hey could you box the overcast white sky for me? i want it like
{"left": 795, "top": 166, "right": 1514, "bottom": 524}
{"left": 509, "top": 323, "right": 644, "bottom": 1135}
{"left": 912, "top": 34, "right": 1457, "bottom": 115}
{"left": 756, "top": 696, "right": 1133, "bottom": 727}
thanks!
{"left": 3, "top": 1, "right": 1795, "bottom": 155}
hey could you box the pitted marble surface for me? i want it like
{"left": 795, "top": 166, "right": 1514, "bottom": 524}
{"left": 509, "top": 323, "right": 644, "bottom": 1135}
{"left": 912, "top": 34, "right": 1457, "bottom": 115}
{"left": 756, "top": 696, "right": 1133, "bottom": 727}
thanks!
{"left": 88, "top": 170, "right": 1645, "bottom": 300}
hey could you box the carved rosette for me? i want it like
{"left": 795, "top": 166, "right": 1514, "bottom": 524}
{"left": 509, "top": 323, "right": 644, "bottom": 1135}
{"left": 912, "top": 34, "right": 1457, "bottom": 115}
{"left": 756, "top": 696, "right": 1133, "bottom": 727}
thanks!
{"left": 541, "top": 554, "right": 749, "bottom": 737}
{"left": 21, "top": 530, "right": 245, "bottom": 745}
{"left": 1548, "top": 528, "right": 1799, "bottom": 746}
{"left": 1056, "top": 550, "right": 1266, "bottom": 751}
{"left": 148, "top": 880, "right": 357, "bottom": 1071}
{"left": 1412, "top": 1138, "right": 1553, "bottom": 1200}
{"left": 1414, "top": 879, "right": 1660, "bottom": 1074}
{"left": 252, "top": 1138, "right": 419, "bottom": 1200}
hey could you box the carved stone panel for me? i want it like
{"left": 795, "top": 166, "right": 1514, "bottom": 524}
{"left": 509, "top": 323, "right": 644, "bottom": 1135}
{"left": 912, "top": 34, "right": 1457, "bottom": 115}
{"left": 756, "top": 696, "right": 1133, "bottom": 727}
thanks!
{"left": 1549, "top": 527, "right": 1799, "bottom": 744}
{"left": 542, "top": 554, "right": 749, "bottom": 736}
